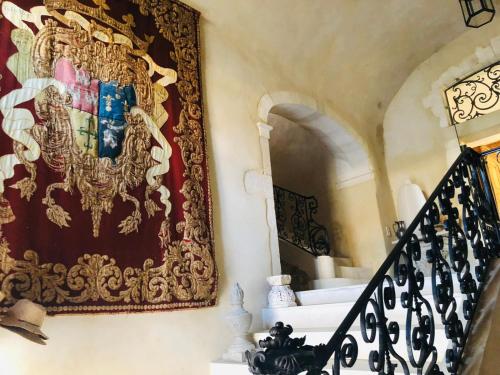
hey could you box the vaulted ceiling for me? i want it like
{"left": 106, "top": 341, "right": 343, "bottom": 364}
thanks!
{"left": 186, "top": 0, "right": 470, "bottom": 137}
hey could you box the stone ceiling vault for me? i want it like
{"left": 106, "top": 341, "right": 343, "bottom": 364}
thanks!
{"left": 185, "top": 0, "right": 469, "bottom": 139}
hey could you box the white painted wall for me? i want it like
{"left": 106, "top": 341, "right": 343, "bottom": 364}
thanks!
{"left": 384, "top": 18, "right": 500, "bottom": 209}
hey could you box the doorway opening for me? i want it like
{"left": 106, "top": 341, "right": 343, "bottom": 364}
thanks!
{"left": 264, "top": 102, "right": 384, "bottom": 292}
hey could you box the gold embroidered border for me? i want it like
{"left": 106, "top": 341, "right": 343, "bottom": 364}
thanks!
{"left": 44, "top": 0, "right": 155, "bottom": 50}
{"left": 0, "top": 0, "right": 217, "bottom": 312}
{"left": 0, "top": 235, "right": 216, "bottom": 308}
{"left": 1, "top": 301, "right": 214, "bottom": 314}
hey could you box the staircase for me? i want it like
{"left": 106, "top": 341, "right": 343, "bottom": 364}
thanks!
{"left": 212, "top": 261, "right": 500, "bottom": 374}
{"left": 211, "top": 148, "right": 500, "bottom": 375}
{"left": 211, "top": 281, "right": 447, "bottom": 374}
{"left": 274, "top": 185, "right": 371, "bottom": 291}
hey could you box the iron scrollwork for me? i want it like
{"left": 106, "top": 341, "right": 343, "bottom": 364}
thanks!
{"left": 253, "top": 149, "right": 499, "bottom": 375}
{"left": 246, "top": 322, "right": 329, "bottom": 375}
{"left": 445, "top": 61, "right": 500, "bottom": 125}
{"left": 273, "top": 186, "right": 330, "bottom": 256}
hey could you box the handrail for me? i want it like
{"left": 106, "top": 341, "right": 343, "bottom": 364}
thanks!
{"left": 273, "top": 185, "right": 331, "bottom": 257}
{"left": 247, "top": 148, "right": 500, "bottom": 375}
{"left": 323, "top": 147, "right": 497, "bottom": 355}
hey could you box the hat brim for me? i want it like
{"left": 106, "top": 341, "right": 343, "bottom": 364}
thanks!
{"left": 0, "top": 315, "right": 48, "bottom": 340}
{"left": 0, "top": 325, "right": 47, "bottom": 345}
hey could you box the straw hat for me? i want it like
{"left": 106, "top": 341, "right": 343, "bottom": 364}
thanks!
{"left": 0, "top": 299, "right": 49, "bottom": 344}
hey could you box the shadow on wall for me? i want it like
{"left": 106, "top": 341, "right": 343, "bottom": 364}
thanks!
{"left": 268, "top": 112, "right": 336, "bottom": 250}
{"left": 266, "top": 103, "right": 387, "bottom": 276}
{"left": 259, "top": 92, "right": 389, "bottom": 275}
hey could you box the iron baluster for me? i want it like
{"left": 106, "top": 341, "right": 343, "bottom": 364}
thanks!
{"left": 248, "top": 148, "right": 500, "bottom": 375}
{"left": 273, "top": 186, "right": 331, "bottom": 257}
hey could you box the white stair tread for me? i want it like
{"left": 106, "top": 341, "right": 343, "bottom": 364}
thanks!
{"left": 298, "top": 275, "right": 461, "bottom": 306}
{"left": 310, "top": 277, "right": 370, "bottom": 291}
{"left": 298, "top": 281, "right": 370, "bottom": 305}
{"left": 337, "top": 266, "right": 372, "bottom": 279}
{"left": 210, "top": 360, "right": 251, "bottom": 375}
{"left": 264, "top": 281, "right": 465, "bottom": 331}
{"left": 263, "top": 299, "right": 462, "bottom": 330}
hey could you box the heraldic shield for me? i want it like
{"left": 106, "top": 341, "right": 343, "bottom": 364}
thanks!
{"left": 0, "top": 0, "right": 216, "bottom": 314}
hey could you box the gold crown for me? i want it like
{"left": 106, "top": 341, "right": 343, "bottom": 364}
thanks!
{"left": 44, "top": 0, "right": 155, "bottom": 51}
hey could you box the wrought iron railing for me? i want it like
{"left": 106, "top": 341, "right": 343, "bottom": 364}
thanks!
{"left": 273, "top": 185, "right": 330, "bottom": 257}
{"left": 248, "top": 148, "right": 500, "bottom": 375}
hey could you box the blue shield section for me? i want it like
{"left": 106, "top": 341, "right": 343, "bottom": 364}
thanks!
{"left": 97, "top": 81, "right": 137, "bottom": 160}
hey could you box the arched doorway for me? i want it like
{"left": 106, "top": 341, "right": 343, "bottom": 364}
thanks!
{"left": 253, "top": 92, "right": 388, "bottom": 290}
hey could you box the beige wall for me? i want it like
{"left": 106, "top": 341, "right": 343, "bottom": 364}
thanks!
{"left": 330, "top": 179, "right": 386, "bottom": 270}
{"left": 384, "top": 19, "right": 500, "bottom": 207}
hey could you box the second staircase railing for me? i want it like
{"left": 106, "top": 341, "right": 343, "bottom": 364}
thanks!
{"left": 273, "top": 185, "right": 331, "bottom": 257}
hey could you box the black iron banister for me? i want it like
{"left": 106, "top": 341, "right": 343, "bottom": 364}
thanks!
{"left": 323, "top": 147, "right": 496, "bottom": 356}
{"left": 247, "top": 148, "right": 500, "bottom": 375}
{"left": 273, "top": 185, "right": 331, "bottom": 257}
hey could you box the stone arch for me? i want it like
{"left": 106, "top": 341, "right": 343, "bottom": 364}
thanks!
{"left": 258, "top": 91, "right": 374, "bottom": 189}
{"left": 247, "top": 91, "right": 388, "bottom": 277}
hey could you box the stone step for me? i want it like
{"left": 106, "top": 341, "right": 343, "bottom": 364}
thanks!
{"left": 298, "top": 275, "right": 461, "bottom": 306}
{"left": 264, "top": 277, "right": 464, "bottom": 330}
{"left": 310, "top": 277, "right": 370, "bottom": 291}
{"left": 336, "top": 266, "right": 372, "bottom": 280}
{"left": 263, "top": 296, "right": 463, "bottom": 331}
{"left": 334, "top": 257, "right": 354, "bottom": 268}
{"left": 297, "top": 281, "right": 369, "bottom": 305}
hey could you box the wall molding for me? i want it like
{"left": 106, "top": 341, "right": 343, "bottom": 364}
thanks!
{"left": 336, "top": 170, "right": 375, "bottom": 190}
{"left": 244, "top": 121, "right": 281, "bottom": 276}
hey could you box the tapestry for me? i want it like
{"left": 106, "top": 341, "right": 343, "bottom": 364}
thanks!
{"left": 0, "top": 0, "right": 217, "bottom": 314}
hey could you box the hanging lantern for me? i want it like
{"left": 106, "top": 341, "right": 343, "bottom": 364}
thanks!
{"left": 459, "top": 0, "right": 496, "bottom": 28}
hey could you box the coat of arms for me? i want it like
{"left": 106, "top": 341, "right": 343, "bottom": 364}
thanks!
{"left": 0, "top": 0, "right": 216, "bottom": 314}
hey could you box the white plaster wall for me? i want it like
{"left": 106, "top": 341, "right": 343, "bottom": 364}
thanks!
{"left": 331, "top": 179, "right": 386, "bottom": 271}
{"left": 0, "top": 14, "right": 273, "bottom": 375}
{"left": 384, "top": 19, "right": 500, "bottom": 208}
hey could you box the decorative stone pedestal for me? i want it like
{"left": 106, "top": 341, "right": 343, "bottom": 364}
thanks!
{"left": 267, "top": 275, "right": 297, "bottom": 308}
{"left": 314, "top": 255, "right": 336, "bottom": 279}
{"left": 222, "top": 283, "right": 255, "bottom": 362}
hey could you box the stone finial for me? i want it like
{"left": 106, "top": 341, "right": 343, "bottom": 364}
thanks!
{"left": 222, "top": 283, "right": 255, "bottom": 362}
{"left": 230, "top": 283, "right": 244, "bottom": 306}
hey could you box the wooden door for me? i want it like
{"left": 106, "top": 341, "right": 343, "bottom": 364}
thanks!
{"left": 474, "top": 141, "right": 500, "bottom": 217}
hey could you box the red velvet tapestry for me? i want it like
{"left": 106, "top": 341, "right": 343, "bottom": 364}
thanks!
{"left": 0, "top": 0, "right": 217, "bottom": 314}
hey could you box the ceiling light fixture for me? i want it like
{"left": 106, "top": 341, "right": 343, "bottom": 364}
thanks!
{"left": 459, "top": 0, "right": 496, "bottom": 28}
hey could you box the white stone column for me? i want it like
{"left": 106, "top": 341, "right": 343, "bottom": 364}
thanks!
{"left": 244, "top": 122, "right": 281, "bottom": 275}
{"left": 314, "top": 255, "right": 336, "bottom": 279}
